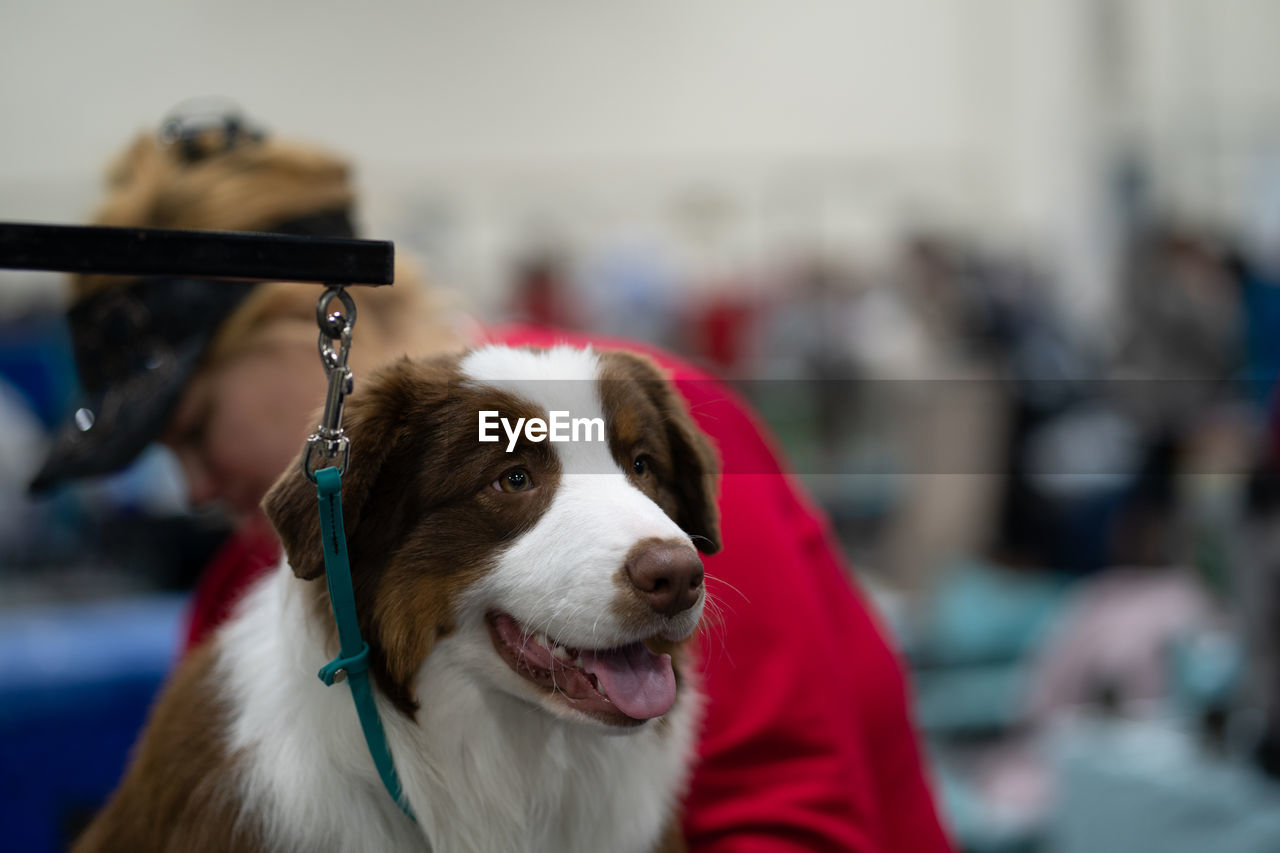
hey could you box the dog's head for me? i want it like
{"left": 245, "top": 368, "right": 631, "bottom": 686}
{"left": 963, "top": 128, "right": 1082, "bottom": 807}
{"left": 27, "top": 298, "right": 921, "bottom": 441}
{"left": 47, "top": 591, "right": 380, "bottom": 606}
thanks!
{"left": 263, "top": 345, "right": 720, "bottom": 729}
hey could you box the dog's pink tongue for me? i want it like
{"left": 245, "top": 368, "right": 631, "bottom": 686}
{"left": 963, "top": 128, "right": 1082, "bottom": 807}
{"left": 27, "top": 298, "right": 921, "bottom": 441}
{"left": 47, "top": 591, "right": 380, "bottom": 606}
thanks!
{"left": 581, "top": 643, "right": 676, "bottom": 720}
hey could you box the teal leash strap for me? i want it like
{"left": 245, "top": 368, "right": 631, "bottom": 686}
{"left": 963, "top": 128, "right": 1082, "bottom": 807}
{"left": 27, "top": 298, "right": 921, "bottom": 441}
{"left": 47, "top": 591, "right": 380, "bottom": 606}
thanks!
{"left": 313, "top": 466, "right": 416, "bottom": 822}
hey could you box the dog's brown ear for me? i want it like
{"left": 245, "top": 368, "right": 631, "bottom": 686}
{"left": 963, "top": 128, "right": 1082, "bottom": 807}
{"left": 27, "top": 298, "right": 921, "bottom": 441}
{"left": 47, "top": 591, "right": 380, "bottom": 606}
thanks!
{"left": 654, "top": 378, "right": 722, "bottom": 555}
{"left": 261, "top": 360, "right": 416, "bottom": 580}
{"left": 601, "top": 350, "right": 722, "bottom": 555}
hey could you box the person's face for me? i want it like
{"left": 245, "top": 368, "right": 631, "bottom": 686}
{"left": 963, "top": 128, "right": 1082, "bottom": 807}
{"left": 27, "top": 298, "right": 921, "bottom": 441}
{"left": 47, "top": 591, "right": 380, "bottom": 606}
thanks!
{"left": 164, "top": 338, "right": 325, "bottom": 518}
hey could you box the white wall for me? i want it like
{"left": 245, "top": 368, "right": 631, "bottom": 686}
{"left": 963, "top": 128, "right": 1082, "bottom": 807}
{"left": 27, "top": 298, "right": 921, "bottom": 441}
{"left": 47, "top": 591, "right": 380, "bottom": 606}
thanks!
{"left": 1, "top": 2, "right": 980, "bottom": 180}
{"left": 2, "top": 0, "right": 1279, "bottom": 318}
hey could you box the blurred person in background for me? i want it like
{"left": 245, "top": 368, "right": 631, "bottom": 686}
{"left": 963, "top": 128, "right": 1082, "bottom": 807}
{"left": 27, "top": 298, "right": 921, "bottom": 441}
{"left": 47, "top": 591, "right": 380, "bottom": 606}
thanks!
{"left": 31, "top": 107, "right": 952, "bottom": 852}
{"left": 508, "top": 249, "right": 584, "bottom": 331}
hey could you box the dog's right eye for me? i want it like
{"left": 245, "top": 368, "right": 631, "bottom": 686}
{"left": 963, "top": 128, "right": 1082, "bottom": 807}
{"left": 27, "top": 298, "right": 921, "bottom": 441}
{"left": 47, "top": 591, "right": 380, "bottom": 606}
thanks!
{"left": 494, "top": 467, "right": 534, "bottom": 493}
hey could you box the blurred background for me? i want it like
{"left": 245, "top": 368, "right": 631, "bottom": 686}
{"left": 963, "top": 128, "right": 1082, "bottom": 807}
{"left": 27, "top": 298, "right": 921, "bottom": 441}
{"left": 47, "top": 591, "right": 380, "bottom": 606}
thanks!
{"left": 5, "top": 1, "right": 1280, "bottom": 850}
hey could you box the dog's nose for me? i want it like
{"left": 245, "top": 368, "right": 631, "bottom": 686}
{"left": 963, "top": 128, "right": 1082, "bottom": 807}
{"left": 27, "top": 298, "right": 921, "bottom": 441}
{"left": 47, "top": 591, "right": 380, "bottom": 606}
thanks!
{"left": 626, "top": 543, "right": 704, "bottom": 617}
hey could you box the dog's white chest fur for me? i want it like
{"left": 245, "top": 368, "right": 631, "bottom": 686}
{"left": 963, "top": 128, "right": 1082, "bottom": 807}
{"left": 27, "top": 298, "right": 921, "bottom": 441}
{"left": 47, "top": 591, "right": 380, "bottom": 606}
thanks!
{"left": 219, "top": 566, "right": 701, "bottom": 853}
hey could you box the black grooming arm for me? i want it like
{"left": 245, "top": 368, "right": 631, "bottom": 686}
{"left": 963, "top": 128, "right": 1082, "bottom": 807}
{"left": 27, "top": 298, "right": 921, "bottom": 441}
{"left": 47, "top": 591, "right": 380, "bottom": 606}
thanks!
{"left": 0, "top": 222, "right": 394, "bottom": 285}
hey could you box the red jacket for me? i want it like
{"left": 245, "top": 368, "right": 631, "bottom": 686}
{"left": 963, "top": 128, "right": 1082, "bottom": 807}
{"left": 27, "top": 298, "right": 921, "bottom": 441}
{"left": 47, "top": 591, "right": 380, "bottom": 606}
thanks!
{"left": 186, "top": 327, "right": 953, "bottom": 853}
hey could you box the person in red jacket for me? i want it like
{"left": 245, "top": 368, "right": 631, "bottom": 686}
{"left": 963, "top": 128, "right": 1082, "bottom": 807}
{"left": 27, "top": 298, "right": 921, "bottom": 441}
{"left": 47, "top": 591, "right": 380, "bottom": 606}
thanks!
{"left": 35, "top": 108, "right": 953, "bottom": 853}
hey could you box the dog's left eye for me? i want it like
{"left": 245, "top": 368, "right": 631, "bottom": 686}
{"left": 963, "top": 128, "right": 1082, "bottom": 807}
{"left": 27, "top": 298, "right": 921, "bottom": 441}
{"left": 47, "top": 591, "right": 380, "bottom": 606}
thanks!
{"left": 494, "top": 467, "right": 534, "bottom": 493}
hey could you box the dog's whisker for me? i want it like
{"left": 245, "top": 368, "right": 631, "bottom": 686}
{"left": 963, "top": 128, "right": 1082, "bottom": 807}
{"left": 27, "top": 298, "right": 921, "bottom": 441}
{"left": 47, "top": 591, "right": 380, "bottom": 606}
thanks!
{"left": 688, "top": 533, "right": 716, "bottom": 549}
{"left": 550, "top": 603, "right": 586, "bottom": 651}
{"left": 536, "top": 596, "right": 573, "bottom": 646}
{"left": 545, "top": 601, "right": 589, "bottom": 701}
{"left": 693, "top": 591, "right": 734, "bottom": 671}
{"left": 698, "top": 595, "right": 722, "bottom": 630}
{"left": 704, "top": 572, "right": 749, "bottom": 606}
{"left": 590, "top": 609, "right": 605, "bottom": 650}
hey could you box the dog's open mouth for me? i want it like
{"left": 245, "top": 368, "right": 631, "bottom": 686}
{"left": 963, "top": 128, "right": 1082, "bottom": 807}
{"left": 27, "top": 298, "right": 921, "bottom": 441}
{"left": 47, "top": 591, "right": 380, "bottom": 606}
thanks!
{"left": 486, "top": 612, "right": 676, "bottom": 726}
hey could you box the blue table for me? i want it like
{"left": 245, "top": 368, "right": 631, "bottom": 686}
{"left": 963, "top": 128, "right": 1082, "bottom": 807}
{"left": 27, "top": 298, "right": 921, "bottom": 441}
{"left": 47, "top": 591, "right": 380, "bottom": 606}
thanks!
{"left": 0, "top": 595, "right": 185, "bottom": 852}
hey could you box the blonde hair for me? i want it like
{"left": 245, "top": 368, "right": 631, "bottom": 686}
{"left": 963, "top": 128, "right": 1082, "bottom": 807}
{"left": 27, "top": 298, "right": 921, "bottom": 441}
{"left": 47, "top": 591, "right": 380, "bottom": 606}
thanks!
{"left": 73, "top": 132, "right": 353, "bottom": 298}
{"left": 74, "top": 128, "right": 467, "bottom": 369}
{"left": 204, "top": 259, "right": 467, "bottom": 374}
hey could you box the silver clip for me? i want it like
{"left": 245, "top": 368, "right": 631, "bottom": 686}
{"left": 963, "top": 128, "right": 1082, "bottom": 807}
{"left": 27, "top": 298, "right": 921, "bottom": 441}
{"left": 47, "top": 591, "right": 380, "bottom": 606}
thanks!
{"left": 305, "top": 286, "right": 357, "bottom": 482}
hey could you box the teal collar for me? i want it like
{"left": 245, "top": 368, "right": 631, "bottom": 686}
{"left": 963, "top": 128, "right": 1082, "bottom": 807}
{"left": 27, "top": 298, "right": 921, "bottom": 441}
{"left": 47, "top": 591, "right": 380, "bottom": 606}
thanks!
{"left": 312, "top": 466, "right": 416, "bottom": 821}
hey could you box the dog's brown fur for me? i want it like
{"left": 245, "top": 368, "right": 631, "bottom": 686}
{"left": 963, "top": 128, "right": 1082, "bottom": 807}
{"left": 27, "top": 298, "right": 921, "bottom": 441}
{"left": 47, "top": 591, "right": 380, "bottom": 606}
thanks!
{"left": 597, "top": 351, "right": 720, "bottom": 555}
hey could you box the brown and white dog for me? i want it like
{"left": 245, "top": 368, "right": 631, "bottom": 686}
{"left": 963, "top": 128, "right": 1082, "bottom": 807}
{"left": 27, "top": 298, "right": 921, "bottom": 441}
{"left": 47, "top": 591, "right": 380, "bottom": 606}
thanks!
{"left": 75, "top": 345, "right": 721, "bottom": 853}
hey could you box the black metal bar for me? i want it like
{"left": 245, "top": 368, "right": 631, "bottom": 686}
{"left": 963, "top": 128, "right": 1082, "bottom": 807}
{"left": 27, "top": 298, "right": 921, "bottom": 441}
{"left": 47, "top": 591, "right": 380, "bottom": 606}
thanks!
{"left": 0, "top": 222, "right": 394, "bottom": 285}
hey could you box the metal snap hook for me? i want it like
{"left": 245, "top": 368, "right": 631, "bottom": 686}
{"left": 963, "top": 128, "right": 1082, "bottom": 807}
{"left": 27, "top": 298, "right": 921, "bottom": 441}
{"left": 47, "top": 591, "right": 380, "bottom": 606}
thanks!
{"left": 304, "top": 285, "right": 358, "bottom": 483}
{"left": 316, "top": 286, "right": 357, "bottom": 340}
